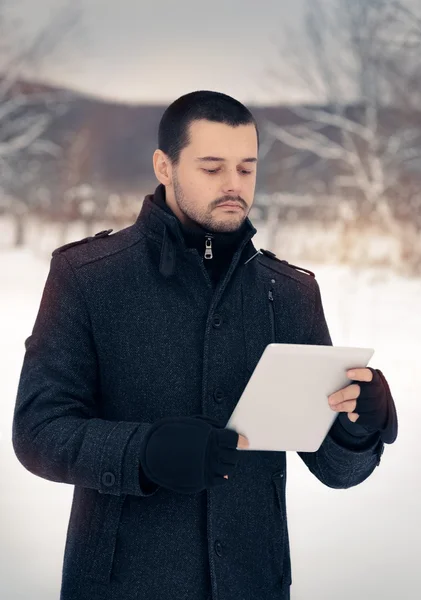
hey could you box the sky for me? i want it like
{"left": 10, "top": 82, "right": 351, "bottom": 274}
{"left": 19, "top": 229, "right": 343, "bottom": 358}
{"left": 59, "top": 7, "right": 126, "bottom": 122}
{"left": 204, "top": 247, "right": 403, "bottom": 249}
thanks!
{"left": 3, "top": 0, "right": 309, "bottom": 105}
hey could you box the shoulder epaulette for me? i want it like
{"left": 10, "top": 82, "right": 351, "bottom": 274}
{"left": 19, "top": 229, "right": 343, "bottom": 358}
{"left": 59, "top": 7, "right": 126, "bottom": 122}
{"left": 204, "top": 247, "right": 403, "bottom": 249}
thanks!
{"left": 52, "top": 229, "right": 113, "bottom": 256}
{"left": 259, "top": 248, "right": 315, "bottom": 277}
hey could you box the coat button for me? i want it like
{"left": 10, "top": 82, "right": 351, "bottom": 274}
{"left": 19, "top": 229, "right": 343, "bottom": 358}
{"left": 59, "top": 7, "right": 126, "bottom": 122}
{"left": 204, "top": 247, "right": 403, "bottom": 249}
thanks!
{"left": 213, "top": 388, "right": 224, "bottom": 404}
{"left": 214, "top": 540, "right": 223, "bottom": 557}
{"left": 102, "top": 471, "right": 115, "bottom": 487}
{"left": 212, "top": 315, "right": 222, "bottom": 328}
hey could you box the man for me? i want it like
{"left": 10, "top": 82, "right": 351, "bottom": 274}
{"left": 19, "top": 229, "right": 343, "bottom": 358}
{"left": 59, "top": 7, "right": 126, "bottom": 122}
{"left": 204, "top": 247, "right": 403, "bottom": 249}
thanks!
{"left": 12, "top": 90, "right": 398, "bottom": 600}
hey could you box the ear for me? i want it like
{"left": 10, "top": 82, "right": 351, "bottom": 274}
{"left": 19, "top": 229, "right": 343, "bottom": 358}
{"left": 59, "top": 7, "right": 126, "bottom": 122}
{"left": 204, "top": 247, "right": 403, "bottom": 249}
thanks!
{"left": 153, "top": 149, "right": 172, "bottom": 186}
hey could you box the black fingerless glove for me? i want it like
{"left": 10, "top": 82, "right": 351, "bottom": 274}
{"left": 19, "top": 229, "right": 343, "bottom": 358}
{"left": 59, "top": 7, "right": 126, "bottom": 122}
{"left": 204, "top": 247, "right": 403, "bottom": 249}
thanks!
{"left": 139, "top": 415, "right": 241, "bottom": 494}
{"left": 351, "top": 368, "right": 398, "bottom": 444}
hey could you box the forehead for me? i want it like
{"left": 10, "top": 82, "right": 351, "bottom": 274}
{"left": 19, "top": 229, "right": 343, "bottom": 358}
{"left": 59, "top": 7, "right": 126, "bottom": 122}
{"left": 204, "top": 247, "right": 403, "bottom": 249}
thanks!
{"left": 184, "top": 119, "right": 258, "bottom": 160}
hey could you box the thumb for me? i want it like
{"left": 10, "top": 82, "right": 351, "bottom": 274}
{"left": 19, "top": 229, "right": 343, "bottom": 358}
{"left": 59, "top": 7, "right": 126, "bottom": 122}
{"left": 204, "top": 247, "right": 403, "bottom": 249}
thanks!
{"left": 224, "top": 434, "right": 250, "bottom": 479}
{"left": 224, "top": 433, "right": 249, "bottom": 479}
{"left": 237, "top": 434, "right": 250, "bottom": 449}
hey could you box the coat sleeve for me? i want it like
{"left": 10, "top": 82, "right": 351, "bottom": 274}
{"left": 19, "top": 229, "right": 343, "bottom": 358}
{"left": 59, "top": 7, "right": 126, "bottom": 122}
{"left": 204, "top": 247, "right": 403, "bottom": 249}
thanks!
{"left": 296, "top": 278, "right": 385, "bottom": 489}
{"left": 12, "top": 252, "right": 159, "bottom": 498}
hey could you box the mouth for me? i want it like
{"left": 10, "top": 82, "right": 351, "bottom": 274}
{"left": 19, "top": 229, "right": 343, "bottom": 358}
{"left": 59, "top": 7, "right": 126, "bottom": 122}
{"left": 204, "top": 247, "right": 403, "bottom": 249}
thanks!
{"left": 217, "top": 203, "right": 243, "bottom": 209}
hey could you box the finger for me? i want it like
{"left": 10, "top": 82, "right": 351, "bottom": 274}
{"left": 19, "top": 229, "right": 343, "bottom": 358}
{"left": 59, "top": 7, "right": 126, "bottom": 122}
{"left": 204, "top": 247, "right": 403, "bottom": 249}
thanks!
{"left": 224, "top": 475, "right": 228, "bottom": 479}
{"left": 218, "top": 447, "right": 239, "bottom": 468}
{"left": 328, "top": 384, "right": 361, "bottom": 406}
{"left": 330, "top": 399, "right": 357, "bottom": 413}
{"left": 347, "top": 368, "right": 373, "bottom": 382}
{"left": 218, "top": 428, "right": 240, "bottom": 449}
{"left": 237, "top": 434, "right": 250, "bottom": 449}
{"left": 347, "top": 412, "right": 360, "bottom": 423}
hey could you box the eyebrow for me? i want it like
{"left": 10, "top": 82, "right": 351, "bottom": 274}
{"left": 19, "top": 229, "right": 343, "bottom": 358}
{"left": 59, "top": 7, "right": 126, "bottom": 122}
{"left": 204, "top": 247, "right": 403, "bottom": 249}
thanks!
{"left": 195, "top": 156, "right": 257, "bottom": 163}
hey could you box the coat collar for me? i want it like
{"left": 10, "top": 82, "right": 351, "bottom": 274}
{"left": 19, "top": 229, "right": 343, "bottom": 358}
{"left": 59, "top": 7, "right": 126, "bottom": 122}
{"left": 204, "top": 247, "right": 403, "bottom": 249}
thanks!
{"left": 135, "top": 183, "right": 258, "bottom": 278}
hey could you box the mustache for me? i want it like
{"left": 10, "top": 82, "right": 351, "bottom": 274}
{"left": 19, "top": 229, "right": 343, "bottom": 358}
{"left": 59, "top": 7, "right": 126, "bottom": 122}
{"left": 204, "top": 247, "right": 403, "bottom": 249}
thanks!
{"left": 215, "top": 197, "right": 245, "bottom": 207}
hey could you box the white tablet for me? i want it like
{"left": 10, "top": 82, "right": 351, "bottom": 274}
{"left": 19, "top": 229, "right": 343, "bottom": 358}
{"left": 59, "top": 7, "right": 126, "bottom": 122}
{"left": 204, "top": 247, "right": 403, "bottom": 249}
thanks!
{"left": 226, "top": 343, "right": 375, "bottom": 452}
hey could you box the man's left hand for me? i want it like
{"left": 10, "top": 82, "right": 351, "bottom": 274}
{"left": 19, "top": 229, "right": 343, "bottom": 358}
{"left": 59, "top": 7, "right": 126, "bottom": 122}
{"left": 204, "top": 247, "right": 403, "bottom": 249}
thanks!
{"left": 328, "top": 367, "right": 398, "bottom": 443}
{"left": 328, "top": 367, "right": 387, "bottom": 427}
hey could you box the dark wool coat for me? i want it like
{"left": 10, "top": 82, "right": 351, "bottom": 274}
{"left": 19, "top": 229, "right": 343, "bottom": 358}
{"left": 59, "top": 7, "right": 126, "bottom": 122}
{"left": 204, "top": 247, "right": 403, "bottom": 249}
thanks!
{"left": 13, "top": 184, "right": 385, "bottom": 600}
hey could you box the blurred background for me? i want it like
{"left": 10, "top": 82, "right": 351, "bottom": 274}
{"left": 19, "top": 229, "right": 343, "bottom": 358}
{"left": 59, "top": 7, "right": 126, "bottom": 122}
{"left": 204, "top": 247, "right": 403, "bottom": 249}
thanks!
{"left": 1, "top": 1, "right": 420, "bottom": 598}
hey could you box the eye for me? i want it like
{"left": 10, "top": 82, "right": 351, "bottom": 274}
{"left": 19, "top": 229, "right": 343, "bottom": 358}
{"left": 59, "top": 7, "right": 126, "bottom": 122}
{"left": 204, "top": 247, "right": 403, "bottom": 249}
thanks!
{"left": 203, "top": 169, "right": 253, "bottom": 175}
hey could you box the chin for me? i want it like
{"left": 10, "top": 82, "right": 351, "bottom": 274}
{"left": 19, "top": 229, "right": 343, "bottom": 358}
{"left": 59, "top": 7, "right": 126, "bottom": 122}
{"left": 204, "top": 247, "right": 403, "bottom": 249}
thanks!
{"left": 214, "top": 220, "right": 244, "bottom": 233}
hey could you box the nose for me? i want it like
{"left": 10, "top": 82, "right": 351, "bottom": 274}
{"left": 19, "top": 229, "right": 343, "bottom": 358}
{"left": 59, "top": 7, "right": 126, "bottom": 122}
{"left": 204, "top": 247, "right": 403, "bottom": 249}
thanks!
{"left": 221, "top": 170, "right": 242, "bottom": 196}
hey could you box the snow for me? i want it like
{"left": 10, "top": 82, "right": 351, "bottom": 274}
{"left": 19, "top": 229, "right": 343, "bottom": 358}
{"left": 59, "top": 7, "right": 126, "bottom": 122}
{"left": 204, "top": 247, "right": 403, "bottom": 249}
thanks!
{"left": 1, "top": 223, "right": 420, "bottom": 599}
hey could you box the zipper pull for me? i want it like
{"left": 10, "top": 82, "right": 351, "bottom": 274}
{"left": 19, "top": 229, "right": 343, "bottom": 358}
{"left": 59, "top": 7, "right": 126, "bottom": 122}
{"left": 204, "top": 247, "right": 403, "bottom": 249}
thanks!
{"left": 204, "top": 234, "right": 213, "bottom": 259}
{"left": 268, "top": 289, "right": 273, "bottom": 302}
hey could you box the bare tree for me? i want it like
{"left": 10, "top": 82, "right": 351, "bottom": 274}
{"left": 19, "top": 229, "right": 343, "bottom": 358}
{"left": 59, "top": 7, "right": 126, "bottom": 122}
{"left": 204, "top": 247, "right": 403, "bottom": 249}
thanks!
{"left": 382, "top": 1, "right": 421, "bottom": 111}
{"left": 260, "top": 0, "right": 421, "bottom": 269}
{"left": 0, "top": 0, "right": 82, "bottom": 245}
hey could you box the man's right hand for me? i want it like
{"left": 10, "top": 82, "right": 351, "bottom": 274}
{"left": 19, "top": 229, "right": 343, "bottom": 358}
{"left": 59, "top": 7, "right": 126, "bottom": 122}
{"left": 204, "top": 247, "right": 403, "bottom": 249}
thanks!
{"left": 139, "top": 415, "right": 249, "bottom": 494}
{"left": 224, "top": 433, "right": 249, "bottom": 478}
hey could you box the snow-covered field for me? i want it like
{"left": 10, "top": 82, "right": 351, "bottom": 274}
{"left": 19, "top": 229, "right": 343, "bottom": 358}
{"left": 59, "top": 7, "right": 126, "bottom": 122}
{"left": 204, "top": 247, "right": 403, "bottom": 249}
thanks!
{"left": 1, "top": 222, "right": 420, "bottom": 599}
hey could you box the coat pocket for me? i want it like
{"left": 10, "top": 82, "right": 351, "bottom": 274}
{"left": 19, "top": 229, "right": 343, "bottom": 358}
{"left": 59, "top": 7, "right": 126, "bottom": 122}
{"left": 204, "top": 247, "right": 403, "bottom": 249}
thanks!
{"left": 271, "top": 469, "right": 292, "bottom": 587}
{"left": 84, "top": 492, "right": 127, "bottom": 585}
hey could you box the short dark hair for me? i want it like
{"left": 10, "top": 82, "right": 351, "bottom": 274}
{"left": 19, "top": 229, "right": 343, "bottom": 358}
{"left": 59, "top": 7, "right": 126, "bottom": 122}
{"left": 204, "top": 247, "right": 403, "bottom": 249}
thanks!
{"left": 158, "top": 90, "right": 260, "bottom": 166}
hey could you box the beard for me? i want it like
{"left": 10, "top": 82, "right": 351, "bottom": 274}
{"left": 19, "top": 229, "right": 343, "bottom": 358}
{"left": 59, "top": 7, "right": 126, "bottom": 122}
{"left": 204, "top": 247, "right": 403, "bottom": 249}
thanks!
{"left": 172, "top": 170, "right": 246, "bottom": 234}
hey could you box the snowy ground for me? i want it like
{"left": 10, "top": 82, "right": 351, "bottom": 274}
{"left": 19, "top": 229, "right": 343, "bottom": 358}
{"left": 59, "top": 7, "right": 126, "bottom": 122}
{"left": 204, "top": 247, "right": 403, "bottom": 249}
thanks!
{"left": 1, "top": 223, "right": 420, "bottom": 600}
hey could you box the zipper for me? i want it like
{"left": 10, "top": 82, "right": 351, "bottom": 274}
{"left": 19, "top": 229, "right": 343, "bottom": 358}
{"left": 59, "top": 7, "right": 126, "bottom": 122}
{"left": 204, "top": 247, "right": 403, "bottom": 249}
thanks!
{"left": 204, "top": 233, "right": 214, "bottom": 259}
{"left": 268, "top": 288, "right": 276, "bottom": 342}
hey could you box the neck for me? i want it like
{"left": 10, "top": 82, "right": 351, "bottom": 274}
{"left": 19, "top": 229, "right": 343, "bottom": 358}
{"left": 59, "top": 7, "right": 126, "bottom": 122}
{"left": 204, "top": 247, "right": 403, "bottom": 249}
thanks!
{"left": 154, "top": 183, "right": 246, "bottom": 252}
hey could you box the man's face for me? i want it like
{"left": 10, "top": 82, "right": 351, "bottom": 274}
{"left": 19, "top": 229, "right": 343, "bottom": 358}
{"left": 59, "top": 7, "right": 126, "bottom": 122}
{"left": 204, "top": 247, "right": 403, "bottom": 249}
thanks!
{"left": 158, "top": 119, "right": 258, "bottom": 233}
